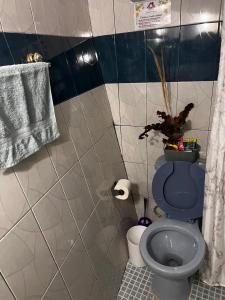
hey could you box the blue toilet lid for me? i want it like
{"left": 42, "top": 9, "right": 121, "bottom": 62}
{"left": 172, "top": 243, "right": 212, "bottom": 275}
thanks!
{"left": 152, "top": 161, "right": 205, "bottom": 221}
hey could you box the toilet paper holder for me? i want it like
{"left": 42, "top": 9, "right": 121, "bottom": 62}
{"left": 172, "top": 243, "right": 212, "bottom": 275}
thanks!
{"left": 112, "top": 181, "right": 125, "bottom": 197}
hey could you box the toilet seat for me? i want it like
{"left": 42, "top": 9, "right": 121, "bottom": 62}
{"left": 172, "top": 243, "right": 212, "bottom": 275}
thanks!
{"left": 152, "top": 161, "right": 205, "bottom": 221}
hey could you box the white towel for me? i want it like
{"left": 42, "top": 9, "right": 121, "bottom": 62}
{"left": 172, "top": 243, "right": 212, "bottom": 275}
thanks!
{"left": 0, "top": 62, "right": 60, "bottom": 169}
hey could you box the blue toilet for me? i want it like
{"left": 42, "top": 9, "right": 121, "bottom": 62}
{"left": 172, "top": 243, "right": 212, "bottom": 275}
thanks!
{"left": 140, "top": 161, "right": 206, "bottom": 300}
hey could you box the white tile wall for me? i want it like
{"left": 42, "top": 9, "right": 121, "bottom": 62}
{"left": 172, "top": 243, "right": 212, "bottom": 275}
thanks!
{"left": 60, "top": 97, "right": 93, "bottom": 159}
{"left": 0, "top": 86, "right": 137, "bottom": 300}
{"left": 0, "top": 0, "right": 35, "bottom": 34}
{"left": 114, "top": 0, "right": 182, "bottom": 34}
{"left": 30, "top": 0, "right": 92, "bottom": 37}
{"left": 42, "top": 272, "right": 71, "bottom": 300}
{"left": 88, "top": 0, "right": 182, "bottom": 36}
{"left": 29, "top": 0, "right": 61, "bottom": 36}
{"left": 120, "top": 83, "right": 147, "bottom": 126}
{"left": 114, "top": 0, "right": 136, "bottom": 34}
{"left": 0, "top": 0, "right": 92, "bottom": 37}
{"left": 87, "top": 0, "right": 222, "bottom": 36}
{"left": 147, "top": 82, "right": 178, "bottom": 124}
{"left": 47, "top": 105, "right": 78, "bottom": 178}
{"left": 88, "top": 0, "right": 115, "bottom": 36}
{"left": 121, "top": 126, "right": 147, "bottom": 164}
{"left": 0, "top": 169, "right": 29, "bottom": 239}
{"left": 181, "top": 0, "right": 222, "bottom": 25}
{"left": 0, "top": 275, "right": 15, "bottom": 300}
{"left": 209, "top": 81, "right": 218, "bottom": 130}
{"left": 177, "top": 81, "right": 214, "bottom": 131}
{"left": 111, "top": 81, "right": 214, "bottom": 220}
{"left": 14, "top": 146, "right": 58, "bottom": 206}
{"left": 105, "top": 83, "right": 120, "bottom": 125}
{"left": 33, "top": 182, "right": 79, "bottom": 267}
{"left": 0, "top": 211, "right": 58, "bottom": 300}
{"left": 125, "top": 162, "right": 148, "bottom": 197}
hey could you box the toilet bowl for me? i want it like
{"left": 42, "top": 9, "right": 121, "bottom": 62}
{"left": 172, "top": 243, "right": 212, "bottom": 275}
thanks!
{"left": 140, "top": 218, "right": 206, "bottom": 300}
{"left": 139, "top": 161, "right": 206, "bottom": 300}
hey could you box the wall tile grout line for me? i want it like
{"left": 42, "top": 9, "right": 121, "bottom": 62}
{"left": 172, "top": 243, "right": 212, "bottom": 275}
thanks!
{"left": 0, "top": 21, "right": 15, "bottom": 64}
{"left": 1, "top": 274, "right": 18, "bottom": 300}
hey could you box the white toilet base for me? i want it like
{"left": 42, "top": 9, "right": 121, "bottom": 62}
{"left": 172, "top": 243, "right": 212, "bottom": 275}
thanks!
{"left": 152, "top": 273, "right": 190, "bottom": 300}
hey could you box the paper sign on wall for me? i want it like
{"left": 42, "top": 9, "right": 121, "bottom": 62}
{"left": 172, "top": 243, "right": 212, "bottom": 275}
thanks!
{"left": 135, "top": 0, "right": 171, "bottom": 30}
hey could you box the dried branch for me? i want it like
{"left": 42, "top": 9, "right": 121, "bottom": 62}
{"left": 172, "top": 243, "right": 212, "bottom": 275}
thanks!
{"left": 149, "top": 47, "right": 170, "bottom": 115}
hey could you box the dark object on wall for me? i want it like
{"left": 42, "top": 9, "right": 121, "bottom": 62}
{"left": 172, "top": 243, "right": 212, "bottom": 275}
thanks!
{"left": 139, "top": 103, "right": 194, "bottom": 144}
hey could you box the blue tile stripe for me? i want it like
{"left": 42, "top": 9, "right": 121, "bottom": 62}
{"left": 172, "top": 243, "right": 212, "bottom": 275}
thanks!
{"left": 0, "top": 21, "right": 221, "bottom": 105}
{"left": 95, "top": 21, "right": 221, "bottom": 84}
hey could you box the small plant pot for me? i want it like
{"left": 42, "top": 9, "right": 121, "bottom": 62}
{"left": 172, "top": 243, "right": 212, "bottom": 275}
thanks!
{"left": 164, "top": 149, "right": 199, "bottom": 163}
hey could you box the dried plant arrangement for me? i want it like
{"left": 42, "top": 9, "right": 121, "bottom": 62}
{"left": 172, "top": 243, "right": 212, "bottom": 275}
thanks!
{"left": 139, "top": 47, "right": 194, "bottom": 147}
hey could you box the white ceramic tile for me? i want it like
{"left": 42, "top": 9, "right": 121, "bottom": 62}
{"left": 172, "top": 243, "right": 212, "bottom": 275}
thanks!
{"left": 131, "top": 193, "right": 144, "bottom": 220}
{"left": 0, "top": 0, "right": 36, "bottom": 33}
{"left": 42, "top": 272, "right": 71, "bottom": 300}
{"left": 181, "top": 0, "right": 221, "bottom": 25}
{"left": 89, "top": 279, "right": 105, "bottom": 300}
{"left": 47, "top": 106, "right": 78, "bottom": 178}
{"left": 220, "top": 0, "right": 224, "bottom": 21}
{"left": 147, "top": 131, "right": 165, "bottom": 166}
{"left": 115, "top": 125, "right": 123, "bottom": 154}
{"left": 209, "top": 81, "right": 218, "bottom": 130}
{"left": 14, "top": 147, "right": 58, "bottom": 206}
{"left": 0, "top": 169, "right": 29, "bottom": 238}
{"left": 95, "top": 127, "right": 123, "bottom": 165}
{"left": 96, "top": 199, "right": 120, "bottom": 249}
{"left": 58, "top": 0, "right": 92, "bottom": 38}
{"left": 29, "top": 0, "right": 60, "bottom": 35}
{"left": 88, "top": 0, "right": 115, "bottom": 36}
{"left": 0, "top": 275, "right": 15, "bottom": 300}
{"left": 177, "top": 81, "right": 214, "bottom": 130}
{"left": 79, "top": 86, "right": 113, "bottom": 144}
{"left": 92, "top": 85, "right": 113, "bottom": 128}
{"left": 114, "top": 0, "right": 181, "bottom": 33}
{"left": 147, "top": 82, "right": 178, "bottom": 124}
{"left": 107, "top": 230, "right": 128, "bottom": 278}
{"left": 106, "top": 231, "right": 130, "bottom": 299}
{"left": 80, "top": 148, "right": 107, "bottom": 205}
{"left": 147, "top": 164, "right": 166, "bottom": 222}
{"left": 125, "top": 162, "right": 148, "bottom": 197}
{"left": 184, "top": 130, "right": 209, "bottom": 157}
{"left": 114, "top": 196, "right": 137, "bottom": 232}
{"left": 148, "top": 162, "right": 159, "bottom": 202}
{"left": 94, "top": 127, "right": 123, "bottom": 193}
{"left": 61, "top": 162, "right": 94, "bottom": 231}
{"left": 105, "top": 83, "right": 120, "bottom": 125}
{"left": 60, "top": 238, "right": 97, "bottom": 300}
{"left": 33, "top": 182, "right": 79, "bottom": 267}
{"left": 119, "top": 83, "right": 147, "bottom": 126}
{"left": 0, "top": 211, "right": 57, "bottom": 300}
{"left": 114, "top": 0, "right": 135, "bottom": 33}
{"left": 147, "top": 130, "right": 165, "bottom": 200}
{"left": 60, "top": 98, "right": 93, "bottom": 160}
{"left": 81, "top": 211, "right": 112, "bottom": 290}
{"left": 121, "top": 126, "right": 147, "bottom": 163}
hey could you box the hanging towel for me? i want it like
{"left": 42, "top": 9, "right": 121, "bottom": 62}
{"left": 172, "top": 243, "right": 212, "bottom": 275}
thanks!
{"left": 0, "top": 62, "right": 60, "bottom": 169}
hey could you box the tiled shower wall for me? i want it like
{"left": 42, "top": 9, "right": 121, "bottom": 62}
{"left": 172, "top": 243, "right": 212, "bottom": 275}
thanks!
{"left": 89, "top": 0, "right": 222, "bottom": 218}
{"left": 0, "top": 1, "right": 137, "bottom": 300}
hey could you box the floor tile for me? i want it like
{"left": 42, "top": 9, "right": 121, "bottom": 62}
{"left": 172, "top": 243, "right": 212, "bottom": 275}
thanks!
{"left": 117, "top": 262, "right": 225, "bottom": 300}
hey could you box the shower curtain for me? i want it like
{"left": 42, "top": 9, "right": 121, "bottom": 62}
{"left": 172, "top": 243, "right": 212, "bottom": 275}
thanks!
{"left": 201, "top": 3, "right": 225, "bottom": 287}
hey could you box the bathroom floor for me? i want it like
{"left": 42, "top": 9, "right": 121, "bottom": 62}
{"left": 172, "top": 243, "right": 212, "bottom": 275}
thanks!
{"left": 117, "top": 262, "right": 225, "bottom": 300}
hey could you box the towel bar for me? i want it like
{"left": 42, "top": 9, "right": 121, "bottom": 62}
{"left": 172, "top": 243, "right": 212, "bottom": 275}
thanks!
{"left": 26, "top": 52, "right": 51, "bottom": 67}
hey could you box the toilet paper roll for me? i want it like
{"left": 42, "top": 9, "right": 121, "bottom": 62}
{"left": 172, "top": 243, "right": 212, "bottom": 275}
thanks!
{"left": 114, "top": 179, "right": 131, "bottom": 200}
